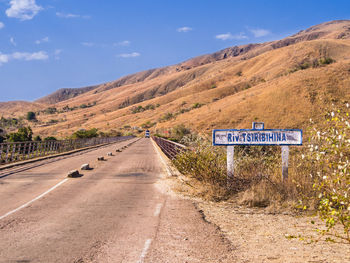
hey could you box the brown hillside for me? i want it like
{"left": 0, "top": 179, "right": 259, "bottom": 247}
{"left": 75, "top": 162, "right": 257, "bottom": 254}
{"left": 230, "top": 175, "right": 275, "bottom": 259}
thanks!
{"left": 31, "top": 20, "right": 350, "bottom": 105}
{"left": 35, "top": 85, "right": 98, "bottom": 104}
{"left": 1, "top": 20, "right": 350, "bottom": 138}
{"left": 0, "top": 101, "right": 45, "bottom": 118}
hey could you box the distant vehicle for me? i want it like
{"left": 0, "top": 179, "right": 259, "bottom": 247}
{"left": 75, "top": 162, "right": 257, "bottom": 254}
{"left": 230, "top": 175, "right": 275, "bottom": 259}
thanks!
{"left": 145, "top": 130, "right": 150, "bottom": 138}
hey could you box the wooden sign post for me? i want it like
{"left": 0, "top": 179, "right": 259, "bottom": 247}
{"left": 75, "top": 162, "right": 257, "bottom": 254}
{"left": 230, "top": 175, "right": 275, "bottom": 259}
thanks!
{"left": 213, "top": 122, "right": 302, "bottom": 182}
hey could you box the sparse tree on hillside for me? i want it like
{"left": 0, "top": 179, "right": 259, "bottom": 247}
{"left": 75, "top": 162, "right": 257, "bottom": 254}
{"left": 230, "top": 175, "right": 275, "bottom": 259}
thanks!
{"left": 26, "top": 111, "right": 36, "bottom": 121}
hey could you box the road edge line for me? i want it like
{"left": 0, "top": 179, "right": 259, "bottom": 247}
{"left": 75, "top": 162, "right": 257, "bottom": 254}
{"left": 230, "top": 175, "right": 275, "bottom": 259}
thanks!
{"left": 0, "top": 178, "right": 69, "bottom": 220}
{"left": 137, "top": 238, "right": 152, "bottom": 263}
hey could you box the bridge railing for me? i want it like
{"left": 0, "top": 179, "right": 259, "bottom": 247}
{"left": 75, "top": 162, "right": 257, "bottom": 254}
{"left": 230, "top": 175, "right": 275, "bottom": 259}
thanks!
{"left": 152, "top": 136, "right": 187, "bottom": 159}
{"left": 0, "top": 136, "right": 134, "bottom": 165}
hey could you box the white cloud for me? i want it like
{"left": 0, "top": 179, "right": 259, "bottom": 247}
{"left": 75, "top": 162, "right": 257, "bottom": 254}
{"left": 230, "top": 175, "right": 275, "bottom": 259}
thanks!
{"left": 0, "top": 50, "right": 48, "bottom": 66}
{"left": 215, "top": 32, "right": 248, "bottom": 41}
{"left": 0, "top": 53, "right": 9, "bottom": 65}
{"left": 0, "top": 22, "right": 4, "bottom": 29}
{"left": 81, "top": 42, "right": 95, "bottom": 47}
{"left": 10, "top": 37, "right": 16, "bottom": 46}
{"left": 6, "top": 0, "right": 43, "bottom": 21}
{"left": 114, "top": 40, "right": 130, "bottom": 46}
{"left": 35, "top": 36, "right": 49, "bottom": 44}
{"left": 249, "top": 28, "right": 270, "bottom": 38}
{"left": 118, "top": 52, "right": 140, "bottom": 58}
{"left": 56, "top": 12, "right": 90, "bottom": 19}
{"left": 177, "top": 26, "right": 192, "bottom": 33}
{"left": 12, "top": 51, "right": 48, "bottom": 61}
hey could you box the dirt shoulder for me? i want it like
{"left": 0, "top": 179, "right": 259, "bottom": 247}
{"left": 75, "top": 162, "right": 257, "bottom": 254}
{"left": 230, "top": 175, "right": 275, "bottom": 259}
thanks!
{"left": 155, "top": 172, "right": 350, "bottom": 263}
{"left": 197, "top": 201, "right": 350, "bottom": 263}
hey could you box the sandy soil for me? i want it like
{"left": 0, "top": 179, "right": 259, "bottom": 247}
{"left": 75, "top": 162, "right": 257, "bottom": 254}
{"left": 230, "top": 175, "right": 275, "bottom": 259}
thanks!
{"left": 198, "top": 201, "right": 350, "bottom": 263}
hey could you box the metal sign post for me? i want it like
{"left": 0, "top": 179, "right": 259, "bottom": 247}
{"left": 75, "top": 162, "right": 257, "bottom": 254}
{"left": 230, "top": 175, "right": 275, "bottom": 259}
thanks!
{"left": 213, "top": 122, "right": 302, "bottom": 182}
{"left": 227, "top": 146, "right": 234, "bottom": 179}
{"left": 281, "top": 146, "right": 289, "bottom": 181}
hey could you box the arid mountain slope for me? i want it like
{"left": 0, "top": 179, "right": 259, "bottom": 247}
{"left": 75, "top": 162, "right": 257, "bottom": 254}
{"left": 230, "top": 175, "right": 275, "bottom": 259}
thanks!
{"left": 1, "top": 20, "right": 350, "bottom": 138}
{"left": 35, "top": 85, "right": 99, "bottom": 104}
{"left": 31, "top": 20, "right": 350, "bottom": 105}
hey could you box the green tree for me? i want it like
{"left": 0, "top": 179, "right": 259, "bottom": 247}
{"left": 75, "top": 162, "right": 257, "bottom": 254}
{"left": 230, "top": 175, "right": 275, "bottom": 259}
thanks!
{"left": 71, "top": 128, "right": 98, "bottom": 139}
{"left": 26, "top": 111, "right": 36, "bottom": 121}
{"left": 7, "top": 127, "right": 33, "bottom": 142}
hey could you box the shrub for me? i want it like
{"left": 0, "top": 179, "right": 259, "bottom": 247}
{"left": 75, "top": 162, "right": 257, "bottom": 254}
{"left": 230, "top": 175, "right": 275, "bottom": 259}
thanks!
{"left": 33, "top": 135, "right": 42, "bottom": 141}
{"left": 159, "top": 112, "right": 174, "bottom": 122}
{"left": 141, "top": 121, "right": 156, "bottom": 129}
{"left": 48, "top": 119, "right": 59, "bottom": 124}
{"left": 71, "top": 128, "right": 98, "bottom": 139}
{"left": 290, "top": 57, "right": 335, "bottom": 73}
{"left": 301, "top": 105, "right": 350, "bottom": 243}
{"left": 318, "top": 57, "right": 335, "bottom": 65}
{"left": 44, "top": 136, "right": 57, "bottom": 141}
{"left": 106, "top": 130, "right": 122, "bottom": 137}
{"left": 173, "top": 137, "right": 227, "bottom": 186}
{"left": 145, "top": 104, "right": 155, "bottom": 110}
{"left": 131, "top": 105, "right": 145, "bottom": 114}
{"left": 26, "top": 111, "right": 36, "bottom": 121}
{"left": 43, "top": 107, "right": 57, "bottom": 114}
{"left": 7, "top": 127, "right": 33, "bottom": 142}
{"left": 192, "top": 103, "right": 204, "bottom": 109}
{"left": 172, "top": 124, "right": 191, "bottom": 142}
{"left": 173, "top": 135, "right": 292, "bottom": 203}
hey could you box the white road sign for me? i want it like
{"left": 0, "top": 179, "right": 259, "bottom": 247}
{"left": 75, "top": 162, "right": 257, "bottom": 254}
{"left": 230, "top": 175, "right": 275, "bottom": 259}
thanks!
{"left": 213, "top": 129, "right": 302, "bottom": 146}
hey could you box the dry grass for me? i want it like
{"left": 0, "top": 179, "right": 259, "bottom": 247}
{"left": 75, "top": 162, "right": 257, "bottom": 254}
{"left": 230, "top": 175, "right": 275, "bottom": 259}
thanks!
{"left": 171, "top": 136, "right": 319, "bottom": 211}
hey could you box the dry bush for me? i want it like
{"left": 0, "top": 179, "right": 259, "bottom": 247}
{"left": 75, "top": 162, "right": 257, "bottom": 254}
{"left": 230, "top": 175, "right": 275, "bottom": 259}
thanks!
{"left": 173, "top": 136, "right": 305, "bottom": 204}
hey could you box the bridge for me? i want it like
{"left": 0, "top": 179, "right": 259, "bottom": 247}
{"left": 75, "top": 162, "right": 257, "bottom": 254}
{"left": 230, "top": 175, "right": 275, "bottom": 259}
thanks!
{"left": 0, "top": 137, "right": 235, "bottom": 262}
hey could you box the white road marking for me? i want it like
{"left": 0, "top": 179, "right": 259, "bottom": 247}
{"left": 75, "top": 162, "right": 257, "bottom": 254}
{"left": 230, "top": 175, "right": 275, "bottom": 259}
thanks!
{"left": 0, "top": 178, "right": 69, "bottom": 220}
{"left": 137, "top": 238, "right": 152, "bottom": 263}
{"left": 154, "top": 203, "right": 162, "bottom": 217}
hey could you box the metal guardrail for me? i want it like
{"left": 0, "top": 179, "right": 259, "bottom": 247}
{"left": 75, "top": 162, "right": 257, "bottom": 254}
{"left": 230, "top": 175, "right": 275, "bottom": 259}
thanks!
{"left": 152, "top": 136, "right": 186, "bottom": 159}
{"left": 0, "top": 136, "right": 134, "bottom": 165}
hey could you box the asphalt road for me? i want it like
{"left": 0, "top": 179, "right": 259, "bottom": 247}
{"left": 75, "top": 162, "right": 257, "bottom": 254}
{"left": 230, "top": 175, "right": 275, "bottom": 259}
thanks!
{"left": 0, "top": 138, "right": 235, "bottom": 263}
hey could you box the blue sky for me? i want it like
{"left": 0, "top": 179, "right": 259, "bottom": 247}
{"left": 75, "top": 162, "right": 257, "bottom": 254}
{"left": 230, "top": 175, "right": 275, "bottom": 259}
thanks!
{"left": 0, "top": 0, "right": 349, "bottom": 102}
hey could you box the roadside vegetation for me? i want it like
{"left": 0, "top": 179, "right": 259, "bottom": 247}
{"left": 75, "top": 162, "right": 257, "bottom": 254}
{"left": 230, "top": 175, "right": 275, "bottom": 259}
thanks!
{"left": 156, "top": 105, "right": 350, "bottom": 244}
{"left": 0, "top": 126, "right": 126, "bottom": 144}
{"left": 0, "top": 116, "right": 24, "bottom": 130}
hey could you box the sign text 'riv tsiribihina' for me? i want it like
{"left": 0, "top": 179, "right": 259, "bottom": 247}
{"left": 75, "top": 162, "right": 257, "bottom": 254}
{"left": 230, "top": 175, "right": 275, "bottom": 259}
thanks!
{"left": 213, "top": 129, "right": 302, "bottom": 146}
